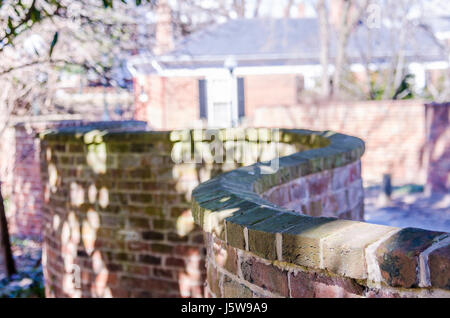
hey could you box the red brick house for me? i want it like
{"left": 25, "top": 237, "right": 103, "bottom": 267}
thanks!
{"left": 129, "top": 16, "right": 448, "bottom": 130}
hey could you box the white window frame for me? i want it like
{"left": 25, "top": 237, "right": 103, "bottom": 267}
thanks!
{"left": 206, "top": 72, "right": 238, "bottom": 128}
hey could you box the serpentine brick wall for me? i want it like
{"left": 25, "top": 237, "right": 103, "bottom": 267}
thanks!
{"left": 192, "top": 130, "right": 450, "bottom": 298}
{"left": 40, "top": 124, "right": 310, "bottom": 297}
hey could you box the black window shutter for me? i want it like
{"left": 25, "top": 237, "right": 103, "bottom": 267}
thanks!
{"left": 198, "top": 79, "right": 207, "bottom": 119}
{"left": 237, "top": 77, "right": 245, "bottom": 118}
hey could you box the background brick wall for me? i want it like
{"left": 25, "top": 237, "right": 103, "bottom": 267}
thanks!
{"left": 1, "top": 118, "right": 86, "bottom": 239}
{"left": 134, "top": 75, "right": 199, "bottom": 130}
{"left": 134, "top": 74, "right": 447, "bottom": 187}
{"left": 244, "top": 74, "right": 299, "bottom": 118}
{"left": 134, "top": 74, "right": 301, "bottom": 130}
{"left": 249, "top": 100, "right": 428, "bottom": 185}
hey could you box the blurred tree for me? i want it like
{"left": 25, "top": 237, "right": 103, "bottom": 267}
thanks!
{"left": 316, "top": 0, "right": 330, "bottom": 98}
{"left": 332, "top": 0, "right": 370, "bottom": 99}
{"left": 0, "top": 0, "right": 155, "bottom": 279}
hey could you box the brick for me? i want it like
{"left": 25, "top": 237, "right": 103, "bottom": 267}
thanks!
{"left": 166, "top": 257, "right": 185, "bottom": 268}
{"left": 376, "top": 228, "right": 445, "bottom": 288}
{"left": 225, "top": 207, "right": 279, "bottom": 250}
{"left": 331, "top": 165, "right": 350, "bottom": 190}
{"left": 266, "top": 187, "right": 290, "bottom": 206}
{"left": 321, "top": 191, "right": 348, "bottom": 217}
{"left": 222, "top": 275, "right": 253, "bottom": 298}
{"left": 129, "top": 217, "right": 150, "bottom": 229}
{"left": 207, "top": 263, "right": 222, "bottom": 297}
{"left": 282, "top": 217, "right": 354, "bottom": 268}
{"left": 167, "top": 232, "right": 189, "bottom": 242}
{"left": 146, "top": 278, "right": 180, "bottom": 291}
{"left": 213, "top": 239, "right": 238, "bottom": 274}
{"left": 349, "top": 161, "right": 361, "bottom": 183}
{"left": 202, "top": 199, "right": 259, "bottom": 239}
{"left": 289, "top": 271, "right": 364, "bottom": 298}
{"left": 153, "top": 219, "right": 175, "bottom": 230}
{"left": 428, "top": 244, "right": 450, "bottom": 289}
{"left": 240, "top": 257, "right": 289, "bottom": 297}
{"left": 120, "top": 275, "right": 148, "bottom": 289}
{"left": 288, "top": 178, "right": 308, "bottom": 201}
{"left": 154, "top": 268, "right": 175, "bottom": 280}
{"left": 174, "top": 245, "right": 202, "bottom": 257}
{"left": 308, "top": 200, "right": 323, "bottom": 217}
{"left": 247, "top": 213, "right": 304, "bottom": 260}
{"left": 151, "top": 243, "right": 174, "bottom": 254}
{"left": 322, "top": 222, "right": 396, "bottom": 279}
{"left": 127, "top": 264, "right": 150, "bottom": 276}
{"left": 346, "top": 180, "right": 364, "bottom": 208}
{"left": 225, "top": 222, "right": 246, "bottom": 250}
{"left": 307, "top": 171, "right": 331, "bottom": 197}
{"left": 139, "top": 254, "right": 161, "bottom": 265}
{"left": 142, "top": 230, "right": 164, "bottom": 241}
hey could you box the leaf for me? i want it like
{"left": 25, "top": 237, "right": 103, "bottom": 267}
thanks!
{"left": 102, "top": 0, "right": 113, "bottom": 8}
{"left": 49, "top": 31, "right": 58, "bottom": 58}
{"left": 29, "top": 7, "right": 41, "bottom": 22}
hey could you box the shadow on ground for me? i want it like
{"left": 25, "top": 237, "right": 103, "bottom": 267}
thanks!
{"left": 364, "top": 184, "right": 450, "bottom": 232}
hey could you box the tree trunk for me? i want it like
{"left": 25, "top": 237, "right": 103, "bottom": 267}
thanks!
{"left": 332, "top": 0, "right": 370, "bottom": 99}
{"left": 332, "top": 0, "right": 352, "bottom": 99}
{"left": 317, "top": 0, "right": 330, "bottom": 98}
{"left": 0, "top": 182, "right": 16, "bottom": 277}
{"left": 284, "top": 0, "right": 294, "bottom": 17}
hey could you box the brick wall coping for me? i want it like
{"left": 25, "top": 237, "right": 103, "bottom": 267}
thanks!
{"left": 39, "top": 120, "right": 148, "bottom": 136}
{"left": 191, "top": 129, "right": 450, "bottom": 291}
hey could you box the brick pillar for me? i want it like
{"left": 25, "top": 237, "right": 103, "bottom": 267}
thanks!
{"left": 10, "top": 124, "right": 44, "bottom": 239}
{"left": 424, "top": 103, "right": 450, "bottom": 194}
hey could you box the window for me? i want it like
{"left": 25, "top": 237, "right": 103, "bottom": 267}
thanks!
{"left": 198, "top": 76, "right": 245, "bottom": 128}
{"left": 207, "top": 77, "right": 234, "bottom": 128}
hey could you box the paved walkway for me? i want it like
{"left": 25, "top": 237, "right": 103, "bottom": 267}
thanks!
{"left": 0, "top": 237, "right": 43, "bottom": 297}
{"left": 364, "top": 186, "right": 450, "bottom": 233}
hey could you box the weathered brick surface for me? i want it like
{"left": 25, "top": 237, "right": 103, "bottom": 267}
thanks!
{"left": 207, "top": 262, "right": 221, "bottom": 297}
{"left": 240, "top": 257, "right": 289, "bottom": 297}
{"left": 222, "top": 275, "right": 253, "bottom": 298}
{"left": 289, "top": 270, "right": 364, "bottom": 298}
{"left": 322, "top": 222, "right": 396, "bottom": 279}
{"left": 428, "top": 245, "right": 450, "bottom": 289}
{"left": 376, "top": 228, "right": 445, "bottom": 288}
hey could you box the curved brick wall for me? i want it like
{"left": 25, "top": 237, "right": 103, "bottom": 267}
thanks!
{"left": 192, "top": 131, "right": 450, "bottom": 298}
{"left": 39, "top": 124, "right": 315, "bottom": 297}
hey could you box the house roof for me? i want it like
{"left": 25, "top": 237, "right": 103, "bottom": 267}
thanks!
{"left": 422, "top": 16, "right": 450, "bottom": 37}
{"left": 167, "top": 18, "right": 322, "bottom": 60}
{"left": 134, "top": 17, "right": 447, "bottom": 73}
